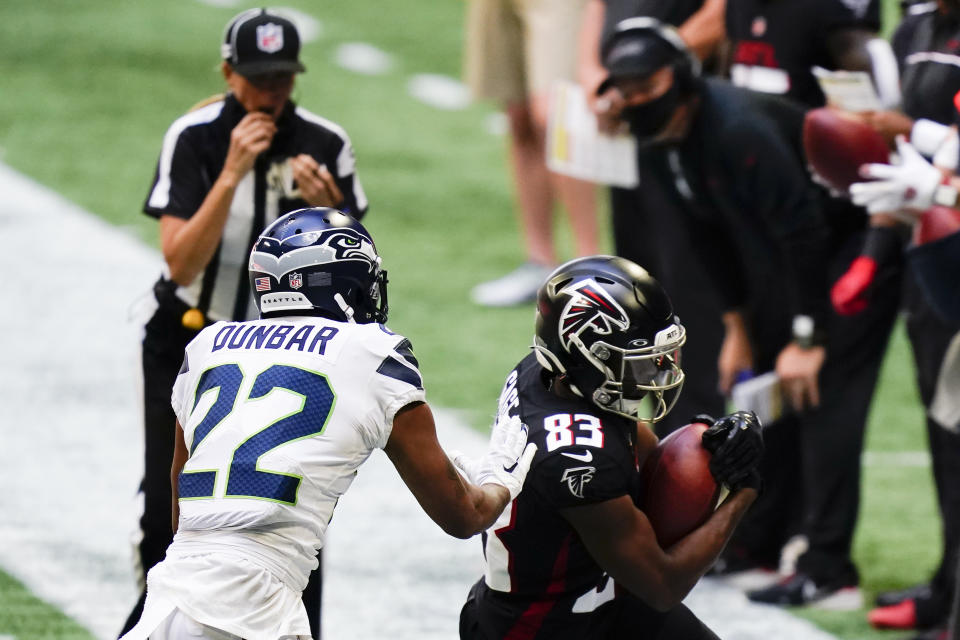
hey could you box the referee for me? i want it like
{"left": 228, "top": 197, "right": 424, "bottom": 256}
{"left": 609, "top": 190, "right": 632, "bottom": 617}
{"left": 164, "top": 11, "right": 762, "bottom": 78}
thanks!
{"left": 120, "top": 9, "right": 367, "bottom": 639}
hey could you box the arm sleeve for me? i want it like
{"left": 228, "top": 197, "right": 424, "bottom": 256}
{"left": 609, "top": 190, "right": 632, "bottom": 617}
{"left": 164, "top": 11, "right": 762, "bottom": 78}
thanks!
{"left": 143, "top": 125, "right": 210, "bottom": 220}
{"left": 329, "top": 134, "right": 369, "bottom": 220}
{"left": 723, "top": 119, "right": 832, "bottom": 327}
{"left": 648, "top": 148, "right": 750, "bottom": 312}
{"left": 891, "top": 16, "right": 920, "bottom": 73}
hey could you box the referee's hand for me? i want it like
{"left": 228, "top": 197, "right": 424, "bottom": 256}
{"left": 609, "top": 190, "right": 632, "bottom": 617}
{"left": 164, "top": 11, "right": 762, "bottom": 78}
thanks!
{"left": 290, "top": 154, "right": 344, "bottom": 208}
{"left": 223, "top": 112, "right": 277, "bottom": 182}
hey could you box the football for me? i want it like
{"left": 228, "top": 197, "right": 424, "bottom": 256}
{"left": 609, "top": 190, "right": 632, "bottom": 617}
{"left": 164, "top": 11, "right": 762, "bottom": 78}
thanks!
{"left": 803, "top": 107, "right": 890, "bottom": 193}
{"left": 639, "top": 422, "right": 720, "bottom": 548}
{"left": 915, "top": 205, "right": 960, "bottom": 245}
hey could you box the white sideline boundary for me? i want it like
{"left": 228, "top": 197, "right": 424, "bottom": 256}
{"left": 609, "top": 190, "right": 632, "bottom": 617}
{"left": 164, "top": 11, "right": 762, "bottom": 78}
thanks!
{"left": 0, "top": 162, "right": 838, "bottom": 639}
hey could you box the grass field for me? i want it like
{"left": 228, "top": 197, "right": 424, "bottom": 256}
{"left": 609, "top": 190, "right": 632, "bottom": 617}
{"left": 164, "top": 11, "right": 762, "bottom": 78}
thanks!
{"left": 0, "top": 0, "right": 944, "bottom": 638}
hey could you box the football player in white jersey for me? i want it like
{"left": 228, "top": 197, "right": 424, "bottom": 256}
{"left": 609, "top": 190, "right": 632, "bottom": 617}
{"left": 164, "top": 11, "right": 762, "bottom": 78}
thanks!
{"left": 121, "top": 207, "right": 536, "bottom": 640}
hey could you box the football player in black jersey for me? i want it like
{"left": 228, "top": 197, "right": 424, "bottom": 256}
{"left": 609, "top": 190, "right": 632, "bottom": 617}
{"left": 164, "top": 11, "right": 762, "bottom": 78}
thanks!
{"left": 458, "top": 256, "right": 763, "bottom": 640}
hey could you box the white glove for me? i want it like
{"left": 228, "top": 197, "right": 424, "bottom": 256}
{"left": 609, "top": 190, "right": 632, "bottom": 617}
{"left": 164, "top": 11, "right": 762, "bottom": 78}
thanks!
{"left": 850, "top": 136, "right": 945, "bottom": 216}
{"left": 451, "top": 414, "right": 537, "bottom": 500}
{"left": 933, "top": 127, "right": 959, "bottom": 171}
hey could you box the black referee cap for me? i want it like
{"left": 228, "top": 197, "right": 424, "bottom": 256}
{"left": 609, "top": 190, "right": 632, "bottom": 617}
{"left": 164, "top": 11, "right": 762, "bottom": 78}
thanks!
{"left": 221, "top": 8, "right": 306, "bottom": 77}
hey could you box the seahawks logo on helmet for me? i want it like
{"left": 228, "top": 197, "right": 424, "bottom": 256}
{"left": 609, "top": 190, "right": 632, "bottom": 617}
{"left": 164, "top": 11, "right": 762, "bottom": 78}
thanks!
{"left": 557, "top": 279, "right": 630, "bottom": 353}
{"left": 250, "top": 228, "right": 378, "bottom": 279}
{"left": 325, "top": 230, "right": 379, "bottom": 263}
{"left": 560, "top": 466, "right": 596, "bottom": 499}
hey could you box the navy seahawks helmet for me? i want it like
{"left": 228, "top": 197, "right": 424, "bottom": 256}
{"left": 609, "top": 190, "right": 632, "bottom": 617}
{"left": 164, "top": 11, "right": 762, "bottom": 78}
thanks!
{"left": 534, "top": 256, "right": 685, "bottom": 423}
{"left": 248, "top": 207, "right": 387, "bottom": 323}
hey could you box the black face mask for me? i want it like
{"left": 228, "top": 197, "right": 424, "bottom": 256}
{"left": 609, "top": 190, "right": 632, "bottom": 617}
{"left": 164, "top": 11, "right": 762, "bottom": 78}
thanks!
{"left": 622, "top": 80, "right": 682, "bottom": 141}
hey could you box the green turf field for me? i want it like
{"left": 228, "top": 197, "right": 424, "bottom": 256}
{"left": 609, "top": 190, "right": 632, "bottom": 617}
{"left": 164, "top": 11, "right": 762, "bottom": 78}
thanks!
{"left": 0, "top": 0, "right": 944, "bottom": 638}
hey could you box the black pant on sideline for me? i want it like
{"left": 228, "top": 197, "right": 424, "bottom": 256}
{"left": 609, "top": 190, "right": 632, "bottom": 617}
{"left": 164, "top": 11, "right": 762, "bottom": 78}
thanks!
{"left": 906, "top": 268, "right": 960, "bottom": 618}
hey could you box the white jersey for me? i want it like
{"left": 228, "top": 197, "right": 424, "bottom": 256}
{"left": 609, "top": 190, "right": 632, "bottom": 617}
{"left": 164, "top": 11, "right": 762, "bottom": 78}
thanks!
{"left": 139, "top": 315, "right": 424, "bottom": 639}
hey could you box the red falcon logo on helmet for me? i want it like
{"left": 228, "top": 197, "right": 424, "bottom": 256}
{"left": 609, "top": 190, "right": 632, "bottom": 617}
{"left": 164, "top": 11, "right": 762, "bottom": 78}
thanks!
{"left": 558, "top": 279, "right": 629, "bottom": 352}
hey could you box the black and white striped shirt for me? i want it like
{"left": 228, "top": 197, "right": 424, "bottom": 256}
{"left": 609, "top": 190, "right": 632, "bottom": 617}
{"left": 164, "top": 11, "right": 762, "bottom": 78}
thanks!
{"left": 144, "top": 93, "right": 368, "bottom": 322}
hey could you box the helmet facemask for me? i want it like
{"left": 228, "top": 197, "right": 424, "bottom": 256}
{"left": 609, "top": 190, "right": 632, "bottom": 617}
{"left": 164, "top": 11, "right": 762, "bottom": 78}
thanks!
{"left": 585, "top": 323, "right": 685, "bottom": 422}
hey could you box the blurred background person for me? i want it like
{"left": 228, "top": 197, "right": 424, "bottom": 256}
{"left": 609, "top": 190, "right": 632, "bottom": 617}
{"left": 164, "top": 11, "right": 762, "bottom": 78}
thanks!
{"left": 122, "top": 9, "right": 368, "bottom": 639}
{"left": 831, "top": 1, "right": 960, "bottom": 634}
{"left": 464, "top": 0, "right": 600, "bottom": 308}
{"left": 851, "top": 131, "right": 960, "bottom": 639}
{"left": 577, "top": 0, "right": 729, "bottom": 434}
{"left": 720, "top": 0, "right": 909, "bottom": 612}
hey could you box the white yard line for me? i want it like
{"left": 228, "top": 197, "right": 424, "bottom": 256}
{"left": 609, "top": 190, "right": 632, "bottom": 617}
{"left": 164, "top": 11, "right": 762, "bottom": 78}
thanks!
{"left": 407, "top": 74, "right": 473, "bottom": 111}
{"left": 0, "top": 162, "right": 840, "bottom": 639}
{"left": 862, "top": 450, "right": 931, "bottom": 467}
{"left": 334, "top": 42, "right": 395, "bottom": 75}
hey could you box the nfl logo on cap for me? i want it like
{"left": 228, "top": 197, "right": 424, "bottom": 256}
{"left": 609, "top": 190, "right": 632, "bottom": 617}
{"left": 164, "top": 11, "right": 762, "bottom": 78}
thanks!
{"left": 221, "top": 8, "right": 306, "bottom": 77}
{"left": 257, "top": 23, "right": 284, "bottom": 53}
{"left": 289, "top": 272, "right": 303, "bottom": 289}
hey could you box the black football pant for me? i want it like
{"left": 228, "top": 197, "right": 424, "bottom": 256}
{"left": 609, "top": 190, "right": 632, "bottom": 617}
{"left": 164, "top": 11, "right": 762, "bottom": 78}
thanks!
{"left": 118, "top": 284, "right": 323, "bottom": 639}
{"left": 460, "top": 579, "right": 719, "bottom": 640}
{"left": 792, "top": 233, "right": 902, "bottom": 582}
{"left": 905, "top": 269, "right": 960, "bottom": 620}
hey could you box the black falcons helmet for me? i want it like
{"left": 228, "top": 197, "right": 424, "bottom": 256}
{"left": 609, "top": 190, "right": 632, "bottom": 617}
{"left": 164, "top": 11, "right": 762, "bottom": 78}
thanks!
{"left": 534, "top": 255, "right": 686, "bottom": 423}
{"left": 248, "top": 207, "right": 388, "bottom": 323}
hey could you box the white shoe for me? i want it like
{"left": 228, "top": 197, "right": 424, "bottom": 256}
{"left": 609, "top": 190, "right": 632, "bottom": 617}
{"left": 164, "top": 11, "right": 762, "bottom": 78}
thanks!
{"left": 812, "top": 586, "right": 864, "bottom": 611}
{"left": 470, "top": 262, "right": 553, "bottom": 307}
{"left": 711, "top": 568, "right": 782, "bottom": 592}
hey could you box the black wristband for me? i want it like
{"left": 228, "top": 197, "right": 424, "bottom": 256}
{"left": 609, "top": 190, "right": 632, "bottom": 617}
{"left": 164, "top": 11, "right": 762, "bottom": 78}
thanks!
{"left": 862, "top": 225, "right": 906, "bottom": 266}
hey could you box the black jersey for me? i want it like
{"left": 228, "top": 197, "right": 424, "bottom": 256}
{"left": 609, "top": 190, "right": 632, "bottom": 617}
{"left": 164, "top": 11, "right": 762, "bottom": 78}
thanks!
{"left": 726, "top": 0, "right": 881, "bottom": 107}
{"left": 641, "top": 81, "right": 834, "bottom": 365}
{"left": 474, "top": 353, "right": 640, "bottom": 638}
{"left": 893, "top": 5, "right": 960, "bottom": 124}
{"left": 143, "top": 93, "right": 367, "bottom": 323}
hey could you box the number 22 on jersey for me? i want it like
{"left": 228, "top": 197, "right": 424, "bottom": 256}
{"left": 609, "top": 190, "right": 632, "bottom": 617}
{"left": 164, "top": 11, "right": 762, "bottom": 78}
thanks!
{"left": 179, "top": 363, "right": 335, "bottom": 505}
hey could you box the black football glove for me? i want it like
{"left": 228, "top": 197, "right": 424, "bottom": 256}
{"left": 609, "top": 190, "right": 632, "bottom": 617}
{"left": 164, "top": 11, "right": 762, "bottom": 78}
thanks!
{"left": 701, "top": 411, "right": 764, "bottom": 491}
{"left": 690, "top": 414, "right": 716, "bottom": 427}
